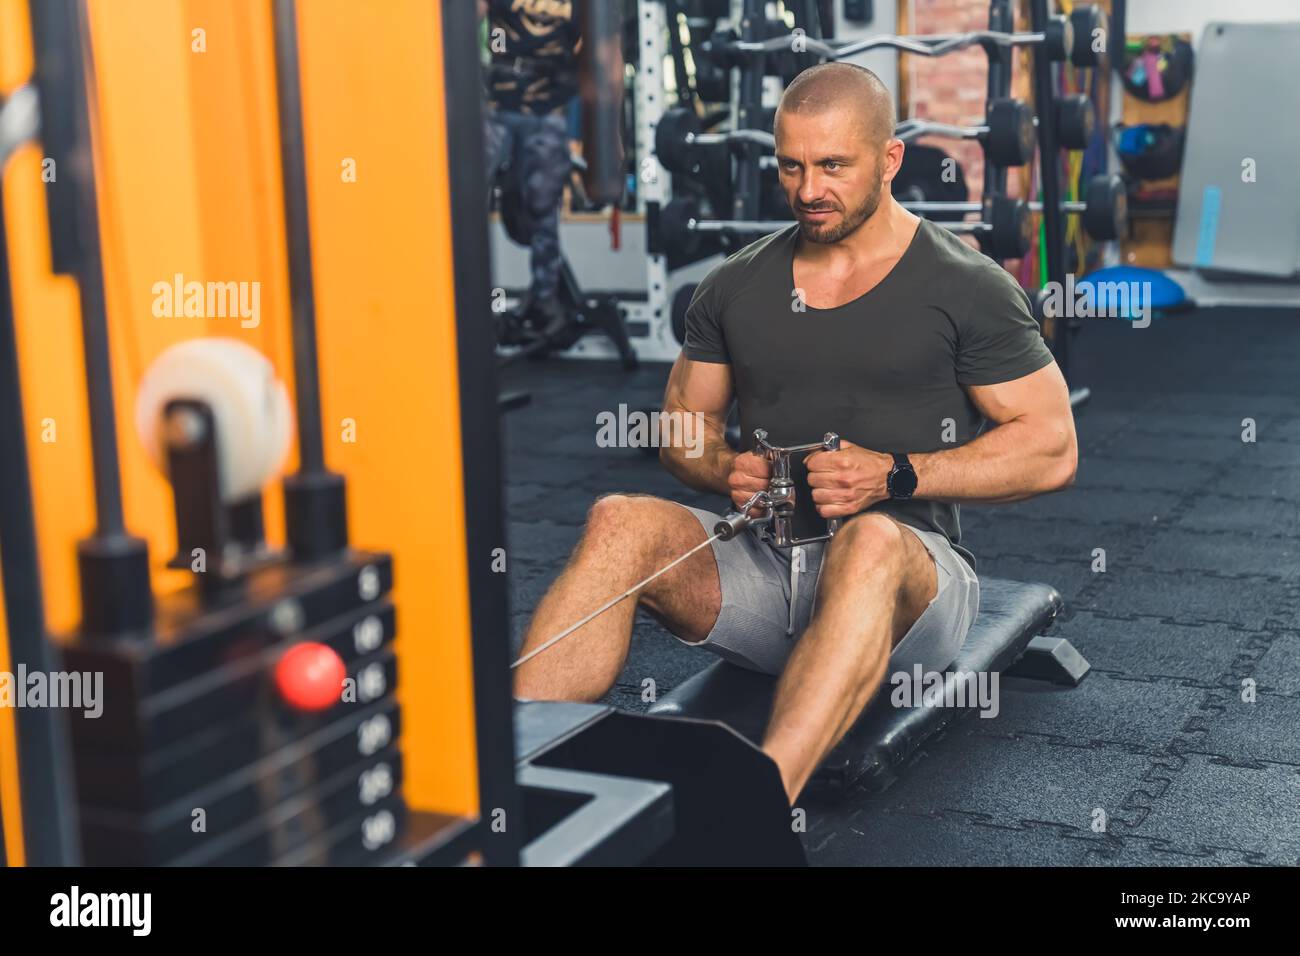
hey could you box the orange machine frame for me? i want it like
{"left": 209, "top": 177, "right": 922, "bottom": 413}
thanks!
{"left": 0, "top": 0, "right": 516, "bottom": 865}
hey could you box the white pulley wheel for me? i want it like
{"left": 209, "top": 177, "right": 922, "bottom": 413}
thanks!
{"left": 135, "top": 338, "right": 293, "bottom": 502}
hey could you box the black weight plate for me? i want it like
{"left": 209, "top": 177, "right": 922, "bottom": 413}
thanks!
{"left": 660, "top": 197, "right": 702, "bottom": 255}
{"left": 1056, "top": 94, "right": 1094, "bottom": 150}
{"left": 655, "top": 107, "right": 703, "bottom": 176}
{"left": 894, "top": 144, "right": 968, "bottom": 221}
{"left": 1070, "top": 5, "right": 1106, "bottom": 67}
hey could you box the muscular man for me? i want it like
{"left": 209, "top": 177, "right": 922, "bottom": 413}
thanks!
{"left": 478, "top": 0, "right": 582, "bottom": 335}
{"left": 514, "top": 63, "right": 1077, "bottom": 803}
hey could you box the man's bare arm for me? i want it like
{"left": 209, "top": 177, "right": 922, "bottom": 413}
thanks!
{"left": 657, "top": 355, "right": 736, "bottom": 496}
{"left": 910, "top": 361, "right": 1077, "bottom": 504}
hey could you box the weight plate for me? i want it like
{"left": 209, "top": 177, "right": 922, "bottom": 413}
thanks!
{"left": 1070, "top": 5, "right": 1106, "bottom": 67}
{"left": 1082, "top": 173, "right": 1126, "bottom": 241}
{"left": 660, "top": 197, "right": 702, "bottom": 256}
{"left": 1044, "top": 15, "right": 1074, "bottom": 63}
{"left": 986, "top": 98, "right": 1035, "bottom": 167}
{"left": 1056, "top": 94, "right": 1094, "bottom": 150}
{"left": 655, "top": 107, "right": 703, "bottom": 176}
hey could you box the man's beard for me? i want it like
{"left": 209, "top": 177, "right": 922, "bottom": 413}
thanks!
{"left": 797, "top": 172, "right": 885, "bottom": 244}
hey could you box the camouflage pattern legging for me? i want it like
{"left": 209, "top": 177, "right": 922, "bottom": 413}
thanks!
{"left": 485, "top": 109, "right": 570, "bottom": 301}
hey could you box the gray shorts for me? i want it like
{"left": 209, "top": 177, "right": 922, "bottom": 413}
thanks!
{"left": 676, "top": 505, "right": 980, "bottom": 678}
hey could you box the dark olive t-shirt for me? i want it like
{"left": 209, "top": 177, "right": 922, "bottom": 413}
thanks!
{"left": 682, "top": 218, "right": 1055, "bottom": 573}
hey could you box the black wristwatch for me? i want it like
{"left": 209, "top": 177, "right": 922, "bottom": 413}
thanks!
{"left": 887, "top": 453, "right": 917, "bottom": 500}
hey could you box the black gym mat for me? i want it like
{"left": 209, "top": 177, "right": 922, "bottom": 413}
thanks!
{"left": 499, "top": 306, "right": 1300, "bottom": 866}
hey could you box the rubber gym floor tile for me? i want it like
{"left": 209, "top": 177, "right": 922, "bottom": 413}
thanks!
{"left": 1229, "top": 440, "right": 1300, "bottom": 470}
{"left": 972, "top": 672, "right": 1207, "bottom": 753}
{"left": 1151, "top": 389, "right": 1300, "bottom": 420}
{"left": 505, "top": 520, "right": 584, "bottom": 574}
{"left": 972, "top": 555, "right": 1102, "bottom": 608}
{"left": 998, "top": 485, "right": 1184, "bottom": 525}
{"left": 1269, "top": 419, "right": 1300, "bottom": 443}
{"left": 1075, "top": 570, "right": 1291, "bottom": 631}
{"left": 508, "top": 562, "right": 570, "bottom": 600}
{"left": 1048, "top": 612, "right": 1255, "bottom": 686}
{"left": 1080, "top": 835, "right": 1273, "bottom": 866}
{"left": 1111, "top": 409, "right": 1294, "bottom": 442}
{"left": 803, "top": 805, "right": 1101, "bottom": 867}
{"left": 1201, "top": 466, "right": 1300, "bottom": 506}
{"left": 1130, "top": 528, "right": 1300, "bottom": 580}
{"left": 1068, "top": 407, "right": 1142, "bottom": 435}
{"left": 505, "top": 479, "right": 559, "bottom": 511}
{"left": 1178, "top": 691, "right": 1300, "bottom": 768}
{"left": 1068, "top": 456, "right": 1218, "bottom": 494}
{"left": 859, "top": 725, "right": 1153, "bottom": 832}
{"left": 1170, "top": 493, "right": 1300, "bottom": 537}
{"left": 599, "top": 461, "right": 716, "bottom": 504}
{"left": 1116, "top": 754, "right": 1300, "bottom": 866}
{"left": 1087, "top": 432, "right": 1241, "bottom": 465}
{"left": 1251, "top": 633, "right": 1300, "bottom": 697}
{"left": 959, "top": 510, "right": 1129, "bottom": 563}
{"left": 546, "top": 426, "right": 631, "bottom": 458}
{"left": 502, "top": 451, "right": 595, "bottom": 489}
{"left": 509, "top": 612, "right": 532, "bottom": 649}
{"left": 507, "top": 480, "right": 600, "bottom": 526}
{"left": 1071, "top": 421, "right": 1138, "bottom": 457}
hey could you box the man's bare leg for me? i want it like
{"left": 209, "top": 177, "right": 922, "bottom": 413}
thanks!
{"left": 761, "top": 514, "right": 938, "bottom": 801}
{"left": 513, "top": 495, "right": 722, "bottom": 701}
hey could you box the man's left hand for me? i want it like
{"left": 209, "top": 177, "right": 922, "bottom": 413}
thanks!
{"left": 805, "top": 440, "right": 894, "bottom": 517}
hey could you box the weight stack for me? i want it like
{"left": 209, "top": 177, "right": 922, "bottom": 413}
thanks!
{"left": 57, "top": 551, "right": 407, "bottom": 866}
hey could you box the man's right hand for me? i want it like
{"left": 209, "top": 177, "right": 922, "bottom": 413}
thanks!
{"left": 728, "top": 451, "right": 773, "bottom": 513}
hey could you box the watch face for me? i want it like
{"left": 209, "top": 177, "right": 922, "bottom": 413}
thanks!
{"left": 892, "top": 466, "right": 918, "bottom": 497}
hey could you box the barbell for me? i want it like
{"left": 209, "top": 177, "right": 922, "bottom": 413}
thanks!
{"left": 901, "top": 173, "right": 1127, "bottom": 242}
{"left": 659, "top": 193, "right": 1034, "bottom": 261}
{"left": 656, "top": 97, "right": 1037, "bottom": 177}
{"left": 703, "top": 11, "right": 1106, "bottom": 70}
{"left": 659, "top": 172, "right": 1124, "bottom": 261}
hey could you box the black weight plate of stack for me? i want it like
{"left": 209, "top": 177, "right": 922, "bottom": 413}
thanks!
{"left": 60, "top": 551, "right": 411, "bottom": 865}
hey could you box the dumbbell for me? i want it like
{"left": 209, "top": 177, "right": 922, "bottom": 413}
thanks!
{"left": 902, "top": 174, "right": 1127, "bottom": 241}
{"left": 658, "top": 193, "right": 1033, "bottom": 261}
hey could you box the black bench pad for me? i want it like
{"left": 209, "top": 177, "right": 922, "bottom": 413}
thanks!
{"left": 646, "top": 577, "right": 1063, "bottom": 795}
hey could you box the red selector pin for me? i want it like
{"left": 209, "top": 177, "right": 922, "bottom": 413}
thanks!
{"left": 275, "top": 642, "right": 346, "bottom": 712}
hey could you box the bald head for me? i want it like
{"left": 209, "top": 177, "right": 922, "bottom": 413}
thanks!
{"left": 776, "top": 62, "right": 896, "bottom": 147}
{"left": 771, "top": 63, "right": 904, "bottom": 244}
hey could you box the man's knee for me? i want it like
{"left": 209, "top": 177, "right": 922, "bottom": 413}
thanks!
{"left": 827, "top": 513, "right": 907, "bottom": 579}
{"left": 584, "top": 494, "right": 666, "bottom": 548}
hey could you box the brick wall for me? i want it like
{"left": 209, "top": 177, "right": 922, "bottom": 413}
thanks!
{"left": 902, "top": 0, "right": 1033, "bottom": 202}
